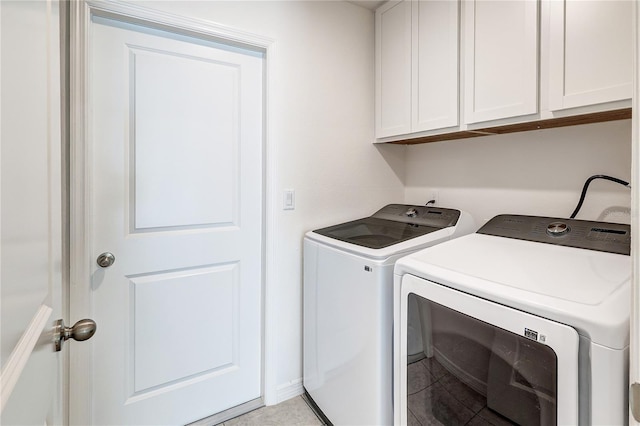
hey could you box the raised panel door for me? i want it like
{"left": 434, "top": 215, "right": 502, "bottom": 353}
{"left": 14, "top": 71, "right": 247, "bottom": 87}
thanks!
{"left": 548, "top": 0, "right": 632, "bottom": 111}
{"left": 376, "top": 0, "right": 412, "bottom": 138}
{"left": 412, "top": 0, "right": 460, "bottom": 132}
{"left": 81, "top": 15, "right": 263, "bottom": 425}
{"left": 0, "top": 1, "right": 63, "bottom": 424}
{"left": 463, "top": 0, "right": 539, "bottom": 124}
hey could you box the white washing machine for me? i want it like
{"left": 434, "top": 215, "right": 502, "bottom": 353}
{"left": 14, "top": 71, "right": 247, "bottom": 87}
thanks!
{"left": 393, "top": 214, "right": 631, "bottom": 425}
{"left": 303, "top": 204, "right": 475, "bottom": 425}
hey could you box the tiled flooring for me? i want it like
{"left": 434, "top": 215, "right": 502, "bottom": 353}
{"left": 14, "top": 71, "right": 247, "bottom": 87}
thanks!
{"left": 407, "top": 357, "right": 516, "bottom": 426}
{"left": 217, "top": 357, "right": 520, "bottom": 426}
{"left": 218, "top": 396, "right": 325, "bottom": 426}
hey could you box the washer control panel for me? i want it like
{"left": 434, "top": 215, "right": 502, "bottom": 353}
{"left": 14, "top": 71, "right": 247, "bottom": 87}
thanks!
{"left": 478, "top": 214, "right": 630, "bottom": 255}
{"left": 371, "top": 204, "right": 460, "bottom": 228}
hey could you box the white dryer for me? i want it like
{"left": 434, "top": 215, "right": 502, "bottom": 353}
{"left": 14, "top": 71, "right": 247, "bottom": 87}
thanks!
{"left": 303, "top": 204, "right": 475, "bottom": 426}
{"left": 394, "top": 214, "right": 631, "bottom": 425}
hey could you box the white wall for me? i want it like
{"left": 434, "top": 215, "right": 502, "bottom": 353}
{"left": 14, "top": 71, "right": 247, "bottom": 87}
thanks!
{"left": 138, "top": 0, "right": 405, "bottom": 403}
{"left": 404, "top": 119, "right": 632, "bottom": 227}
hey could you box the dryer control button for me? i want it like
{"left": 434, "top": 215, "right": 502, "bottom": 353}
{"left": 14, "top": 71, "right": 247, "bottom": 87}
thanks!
{"left": 547, "top": 221, "right": 570, "bottom": 237}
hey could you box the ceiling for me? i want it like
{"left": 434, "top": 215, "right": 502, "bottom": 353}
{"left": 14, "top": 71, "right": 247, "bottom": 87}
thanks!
{"left": 345, "top": 0, "right": 386, "bottom": 11}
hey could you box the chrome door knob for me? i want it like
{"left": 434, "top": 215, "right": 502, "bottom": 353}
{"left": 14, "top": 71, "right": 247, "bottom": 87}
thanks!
{"left": 96, "top": 252, "right": 115, "bottom": 268}
{"left": 54, "top": 318, "right": 97, "bottom": 352}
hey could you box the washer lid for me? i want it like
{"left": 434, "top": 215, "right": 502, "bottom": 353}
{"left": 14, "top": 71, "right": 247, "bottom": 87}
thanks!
{"left": 395, "top": 233, "right": 631, "bottom": 349}
{"left": 313, "top": 217, "right": 441, "bottom": 249}
{"left": 312, "top": 205, "right": 461, "bottom": 249}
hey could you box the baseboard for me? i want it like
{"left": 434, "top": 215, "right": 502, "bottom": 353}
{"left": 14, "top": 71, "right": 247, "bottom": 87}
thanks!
{"left": 275, "top": 378, "right": 304, "bottom": 404}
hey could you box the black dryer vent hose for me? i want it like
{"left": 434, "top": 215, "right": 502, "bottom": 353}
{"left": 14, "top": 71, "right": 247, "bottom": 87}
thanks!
{"left": 569, "top": 174, "right": 630, "bottom": 219}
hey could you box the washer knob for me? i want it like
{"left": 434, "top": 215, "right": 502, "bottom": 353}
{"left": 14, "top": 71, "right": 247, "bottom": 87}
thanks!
{"left": 405, "top": 208, "right": 418, "bottom": 218}
{"left": 547, "top": 221, "right": 570, "bottom": 237}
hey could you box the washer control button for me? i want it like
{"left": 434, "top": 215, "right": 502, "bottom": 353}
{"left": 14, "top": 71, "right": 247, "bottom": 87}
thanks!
{"left": 547, "top": 221, "right": 570, "bottom": 237}
{"left": 405, "top": 208, "right": 419, "bottom": 218}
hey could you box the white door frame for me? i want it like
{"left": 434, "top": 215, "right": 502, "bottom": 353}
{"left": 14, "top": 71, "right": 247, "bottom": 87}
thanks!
{"left": 69, "top": 1, "right": 278, "bottom": 423}
{"left": 631, "top": 2, "right": 639, "bottom": 424}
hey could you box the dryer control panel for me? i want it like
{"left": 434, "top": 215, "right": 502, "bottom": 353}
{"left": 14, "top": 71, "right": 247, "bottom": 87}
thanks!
{"left": 372, "top": 204, "right": 460, "bottom": 228}
{"left": 478, "top": 214, "right": 630, "bottom": 255}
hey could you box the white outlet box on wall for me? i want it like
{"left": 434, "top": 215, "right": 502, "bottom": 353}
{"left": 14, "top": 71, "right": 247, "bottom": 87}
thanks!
{"left": 428, "top": 189, "right": 439, "bottom": 206}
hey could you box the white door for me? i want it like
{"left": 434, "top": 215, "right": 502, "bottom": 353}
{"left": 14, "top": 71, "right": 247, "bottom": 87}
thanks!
{"left": 0, "top": 0, "right": 64, "bottom": 424}
{"left": 72, "top": 14, "right": 263, "bottom": 425}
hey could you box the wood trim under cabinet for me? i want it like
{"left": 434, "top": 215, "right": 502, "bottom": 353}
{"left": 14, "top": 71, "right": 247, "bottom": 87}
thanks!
{"left": 389, "top": 108, "right": 632, "bottom": 145}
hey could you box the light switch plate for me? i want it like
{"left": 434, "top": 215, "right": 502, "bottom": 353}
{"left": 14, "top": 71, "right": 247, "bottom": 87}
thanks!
{"left": 283, "top": 189, "right": 295, "bottom": 210}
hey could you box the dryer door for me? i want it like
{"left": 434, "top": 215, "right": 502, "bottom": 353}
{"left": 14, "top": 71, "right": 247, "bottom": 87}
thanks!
{"left": 396, "top": 274, "right": 579, "bottom": 426}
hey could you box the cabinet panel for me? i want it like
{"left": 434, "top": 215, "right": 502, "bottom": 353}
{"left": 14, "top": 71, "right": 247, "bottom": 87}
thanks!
{"left": 463, "top": 0, "right": 538, "bottom": 124}
{"left": 376, "top": 0, "right": 412, "bottom": 138}
{"left": 549, "top": 0, "right": 632, "bottom": 111}
{"left": 412, "top": 0, "right": 459, "bottom": 132}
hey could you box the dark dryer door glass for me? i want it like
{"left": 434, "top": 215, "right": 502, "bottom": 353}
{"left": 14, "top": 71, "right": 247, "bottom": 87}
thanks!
{"left": 313, "top": 217, "right": 439, "bottom": 249}
{"left": 406, "top": 294, "right": 558, "bottom": 426}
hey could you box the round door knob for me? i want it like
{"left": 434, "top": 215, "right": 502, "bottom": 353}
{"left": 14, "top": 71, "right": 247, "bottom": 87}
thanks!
{"left": 69, "top": 319, "right": 97, "bottom": 342}
{"left": 97, "top": 252, "right": 115, "bottom": 268}
{"left": 53, "top": 318, "right": 97, "bottom": 352}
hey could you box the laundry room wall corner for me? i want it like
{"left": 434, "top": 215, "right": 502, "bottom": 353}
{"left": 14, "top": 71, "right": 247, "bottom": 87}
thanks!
{"left": 376, "top": 142, "right": 408, "bottom": 186}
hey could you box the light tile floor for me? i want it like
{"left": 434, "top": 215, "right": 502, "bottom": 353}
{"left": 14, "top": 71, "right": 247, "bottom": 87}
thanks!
{"left": 218, "top": 396, "right": 325, "bottom": 426}
{"left": 407, "top": 357, "right": 516, "bottom": 426}
{"left": 215, "top": 366, "right": 517, "bottom": 426}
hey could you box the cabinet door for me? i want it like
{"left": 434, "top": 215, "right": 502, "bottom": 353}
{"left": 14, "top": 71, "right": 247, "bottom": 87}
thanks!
{"left": 548, "top": 0, "right": 632, "bottom": 111}
{"left": 463, "top": 0, "right": 538, "bottom": 124}
{"left": 412, "top": 0, "right": 460, "bottom": 132}
{"left": 376, "top": 0, "right": 412, "bottom": 138}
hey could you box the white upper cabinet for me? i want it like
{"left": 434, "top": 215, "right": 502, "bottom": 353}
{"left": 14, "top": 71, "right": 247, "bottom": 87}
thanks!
{"left": 376, "top": 0, "right": 459, "bottom": 138}
{"left": 375, "top": 0, "right": 632, "bottom": 144}
{"left": 548, "top": 0, "right": 632, "bottom": 111}
{"left": 463, "top": 0, "right": 539, "bottom": 124}
{"left": 412, "top": 0, "right": 460, "bottom": 132}
{"left": 376, "top": 0, "right": 412, "bottom": 138}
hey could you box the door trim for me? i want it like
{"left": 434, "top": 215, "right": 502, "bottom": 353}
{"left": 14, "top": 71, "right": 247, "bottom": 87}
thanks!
{"left": 630, "top": 1, "right": 639, "bottom": 422}
{"left": 69, "top": 1, "right": 276, "bottom": 423}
